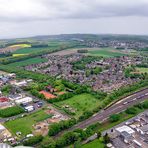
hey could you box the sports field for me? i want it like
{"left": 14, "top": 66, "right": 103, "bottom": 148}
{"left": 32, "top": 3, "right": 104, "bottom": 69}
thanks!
{"left": 8, "top": 57, "right": 48, "bottom": 67}
{"left": 55, "top": 93, "right": 101, "bottom": 118}
{"left": 4, "top": 109, "right": 52, "bottom": 136}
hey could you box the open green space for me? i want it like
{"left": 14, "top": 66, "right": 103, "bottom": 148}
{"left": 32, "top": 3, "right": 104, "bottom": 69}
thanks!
{"left": 88, "top": 48, "right": 127, "bottom": 57}
{"left": 8, "top": 57, "right": 48, "bottom": 67}
{"left": 4, "top": 109, "right": 52, "bottom": 136}
{"left": 13, "top": 47, "right": 51, "bottom": 54}
{"left": 82, "top": 138, "right": 104, "bottom": 148}
{"left": 55, "top": 93, "right": 101, "bottom": 118}
{"left": 136, "top": 67, "right": 148, "bottom": 73}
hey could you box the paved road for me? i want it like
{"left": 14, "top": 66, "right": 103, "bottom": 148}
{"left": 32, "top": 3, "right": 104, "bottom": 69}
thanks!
{"left": 71, "top": 88, "right": 148, "bottom": 130}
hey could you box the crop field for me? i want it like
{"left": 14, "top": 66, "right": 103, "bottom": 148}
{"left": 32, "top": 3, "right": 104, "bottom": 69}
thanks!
{"left": 8, "top": 57, "right": 48, "bottom": 67}
{"left": 12, "top": 41, "right": 75, "bottom": 55}
{"left": 88, "top": 48, "right": 127, "bottom": 57}
{"left": 12, "top": 47, "right": 51, "bottom": 54}
{"left": 4, "top": 109, "right": 52, "bottom": 136}
{"left": 9, "top": 44, "right": 31, "bottom": 48}
{"left": 12, "top": 54, "right": 28, "bottom": 57}
{"left": 55, "top": 93, "right": 101, "bottom": 118}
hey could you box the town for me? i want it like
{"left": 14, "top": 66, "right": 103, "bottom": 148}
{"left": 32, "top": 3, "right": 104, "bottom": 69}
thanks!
{"left": 25, "top": 53, "right": 144, "bottom": 92}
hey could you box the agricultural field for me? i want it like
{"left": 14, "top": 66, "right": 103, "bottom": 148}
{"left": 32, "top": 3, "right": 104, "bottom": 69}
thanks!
{"left": 4, "top": 109, "right": 52, "bottom": 137}
{"left": 82, "top": 138, "right": 104, "bottom": 148}
{"left": 12, "top": 41, "right": 76, "bottom": 55}
{"left": 12, "top": 47, "right": 51, "bottom": 54}
{"left": 8, "top": 57, "right": 48, "bottom": 67}
{"left": 55, "top": 93, "right": 101, "bottom": 118}
{"left": 9, "top": 44, "right": 31, "bottom": 48}
{"left": 88, "top": 48, "right": 127, "bottom": 57}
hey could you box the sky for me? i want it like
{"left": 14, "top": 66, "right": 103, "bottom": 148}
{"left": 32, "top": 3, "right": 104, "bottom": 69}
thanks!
{"left": 0, "top": 0, "right": 148, "bottom": 39}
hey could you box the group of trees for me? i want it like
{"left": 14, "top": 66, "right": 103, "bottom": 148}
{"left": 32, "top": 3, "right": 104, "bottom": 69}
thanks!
{"left": 0, "top": 106, "right": 25, "bottom": 118}
{"left": 48, "top": 118, "right": 77, "bottom": 136}
{"left": 1, "top": 84, "right": 12, "bottom": 95}
{"left": 23, "top": 135, "right": 43, "bottom": 146}
{"left": 23, "top": 122, "right": 101, "bottom": 147}
{"left": 85, "top": 67, "right": 102, "bottom": 77}
{"left": 47, "top": 123, "right": 100, "bottom": 148}
{"left": 109, "top": 114, "right": 120, "bottom": 122}
{"left": 72, "top": 56, "right": 102, "bottom": 70}
{"left": 101, "top": 79, "right": 148, "bottom": 109}
{"left": 126, "top": 100, "right": 148, "bottom": 115}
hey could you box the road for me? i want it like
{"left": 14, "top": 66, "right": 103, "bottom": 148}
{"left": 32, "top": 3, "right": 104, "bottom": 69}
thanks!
{"left": 71, "top": 88, "right": 148, "bottom": 130}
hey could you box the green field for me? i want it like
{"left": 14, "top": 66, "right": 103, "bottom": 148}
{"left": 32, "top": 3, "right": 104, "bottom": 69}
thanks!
{"left": 4, "top": 109, "right": 52, "bottom": 136}
{"left": 8, "top": 57, "right": 48, "bottom": 67}
{"left": 55, "top": 93, "right": 101, "bottom": 118}
{"left": 88, "top": 48, "right": 127, "bottom": 57}
{"left": 13, "top": 47, "right": 51, "bottom": 54}
{"left": 136, "top": 67, "right": 148, "bottom": 73}
{"left": 82, "top": 139, "right": 104, "bottom": 148}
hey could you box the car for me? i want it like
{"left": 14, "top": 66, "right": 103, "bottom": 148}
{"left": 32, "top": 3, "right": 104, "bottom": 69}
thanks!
{"left": 123, "top": 102, "right": 128, "bottom": 105}
{"left": 26, "top": 134, "right": 34, "bottom": 138}
{"left": 37, "top": 101, "right": 43, "bottom": 107}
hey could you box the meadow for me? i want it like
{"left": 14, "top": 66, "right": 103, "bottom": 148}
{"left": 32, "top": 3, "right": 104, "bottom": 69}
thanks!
{"left": 55, "top": 93, "right": 101, "bottom": 118}
{"left": 4, "top": 109, "right": 52, "bottom": 136}
{"left": 8, "top": 57, "right": 48, "bottom": 67}
{"left": 136, "top": 67, "right": 148, "bottom": 73}
{"left": 13, "top": 47, "right": 51, "bottom": 54}
{"left": 82, "top": 138, "right": 104, "bottom": 148}
{"left": 88, "top": 48, "right": 127, "bottom": 57}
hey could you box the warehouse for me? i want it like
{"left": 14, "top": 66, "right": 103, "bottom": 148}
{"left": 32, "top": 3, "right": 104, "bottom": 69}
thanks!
{"left": 15, "top": 97, "right": 33, "bottom": 104}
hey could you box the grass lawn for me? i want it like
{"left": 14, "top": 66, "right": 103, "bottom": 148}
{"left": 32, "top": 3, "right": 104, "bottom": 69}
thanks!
{"left": 8, "top": 57, "right": 48, "bottom": 67}
{"left": 88, "top": 48, "right": 127, "bottom": 57}
{"left": 4, "top": 109, "right": 52, "bottom": 137}
{"left": 82, "top": 138, "right": 104, "bottom": 148}
{"left": 55, "top": 93, "right": 101, "bottom": 118}
{"left": 136, "top": 67, "right": 148, "bottom": 73}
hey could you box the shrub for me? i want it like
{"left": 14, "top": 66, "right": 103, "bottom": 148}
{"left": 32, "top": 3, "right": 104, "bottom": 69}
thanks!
{"left": 23, "top": 135, "right": 43, "bottom": 146}
{"left": 0, "top": 106, "right": 25, "bottom": 118}
{"left": 109, "top": 114, "right": 120, "bottom": 122}
{"left": 126, "top": 107, "right": 137, "bottom": 114}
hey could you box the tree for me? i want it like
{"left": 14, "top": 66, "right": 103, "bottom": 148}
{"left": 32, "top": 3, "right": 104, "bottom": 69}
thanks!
{"left": 103, "top": 133, "right": 110, "bottom": 144}
{"left": 23, "top": 135, "right": 43, "bottom": 146}
{"left": 109, "top": 114, "right": 120, "bottom": 122}
{"left": 74, "top": 139, "right": 82, "bottom": 148}
{"left": 97, "top": 131, "right": 101, "bottom": 139}
{"left": 39, "top": 138, "right": 56, "bottom": 148}
{"left": 126, "top": 107, "right": 137, "bottom": 114}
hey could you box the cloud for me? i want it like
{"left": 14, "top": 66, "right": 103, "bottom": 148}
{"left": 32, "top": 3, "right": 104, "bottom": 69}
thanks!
{"left": 0, "top": 0, "right": 148, "bottom": 22}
